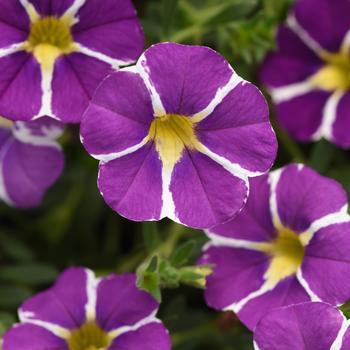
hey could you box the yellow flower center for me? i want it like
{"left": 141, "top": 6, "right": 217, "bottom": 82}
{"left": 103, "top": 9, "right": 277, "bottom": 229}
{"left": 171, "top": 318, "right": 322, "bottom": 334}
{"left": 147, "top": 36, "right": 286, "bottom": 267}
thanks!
{"left": 257, "top": 227, "right": 306, "bottom": 288}
{"left": 27, "top": 17, "right": 74, "bottom": 70}
{"left": 310, "top": 52, "right": 350, "bottom": 91}
{"left": 67, "top": 323, "right": 112, "bottom": 350}
{"left": 148, "top": 114, "right": 202, "bottom": 169}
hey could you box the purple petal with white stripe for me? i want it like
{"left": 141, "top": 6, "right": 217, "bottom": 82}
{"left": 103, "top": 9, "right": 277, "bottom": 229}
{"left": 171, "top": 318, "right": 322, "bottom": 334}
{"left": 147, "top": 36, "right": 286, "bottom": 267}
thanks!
{"left": 199, "top": 246, "right": 268, "bottom": 310}
{"left": 238, "top": 277, "right": 310, "bottom": 331}
{"left": 294, "top": 0, "right": 350, "bottom": 52}
{"left": 52, "top": 53, "right": 113, "bottom": 123}
{"left": 254, "top": 302, "right": 346, "bottom": 350}
{"left": 98, "top": 143, "right": 163, "bottom": 222}
{"left": 208, "top": 175, "right": 276, "bottom": 242}
{"left": 0, "top": 53, "right": 42, "bottom": 121}
{"left": 109, "top": 323, "right": 171, "bottom": 350}
{"left": 81, "top": 70, "right": 153, "bottom": 157}
{"left": 72, "top": 0, "right": 144, "bottom": 62}
{"left": 196, "top": 82, "right": 277, "bottom": 173}
{"left": 276, "top": 164, "right": 347, "bottom": 232}
{"left": 96, "top": 273, "right": 158, "bottom": 332}
{"left": 302, "top": 222, "right": 350, "bottom": 305}
{"left": 142, "top": 43, "right": 233, "bottom": 115}
{"left": 20, "top": 267, "right": 88, "bottom": 329}
{"left": 260, "top": 25, "right": 323, "bottom": 88}
{"left": 3, "top": 324, "right": 68, "bottom": 350}
{"left": 170, "top": 150, "right": 248, "bottom": 229}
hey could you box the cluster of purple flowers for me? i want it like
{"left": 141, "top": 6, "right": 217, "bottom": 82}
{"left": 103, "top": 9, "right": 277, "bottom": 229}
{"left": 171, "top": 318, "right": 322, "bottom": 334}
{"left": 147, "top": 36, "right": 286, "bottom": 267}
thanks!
{"left": 0, "top": 0, "right": 350, "bottom": 349}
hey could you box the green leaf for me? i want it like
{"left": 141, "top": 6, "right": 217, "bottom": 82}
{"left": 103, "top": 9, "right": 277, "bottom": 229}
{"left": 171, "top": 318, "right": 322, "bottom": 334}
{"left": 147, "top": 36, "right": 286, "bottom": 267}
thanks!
{"left": 137, "top": 270, "right": 161, "bottom": 302}
{"left": 170, "top": 240, "right": 196, "bottom": 267}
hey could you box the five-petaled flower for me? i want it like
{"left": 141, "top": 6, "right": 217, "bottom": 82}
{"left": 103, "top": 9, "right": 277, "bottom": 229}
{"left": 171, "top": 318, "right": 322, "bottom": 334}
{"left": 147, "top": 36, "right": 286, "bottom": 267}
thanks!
{"left": 0, "top": 0, "right": 144, "bottom": 123}
{"left": 199, "top": 164, "right": 350, "bottom": 330}
{"left": 254, "top": 302, "right": 350, "bottom": 350}
{"left": 0, "top": 116, "right": 64, "bottom": 208}
{"left": 260, "top": 0, "right": 350, "bottom": 148}
{"left": 80, "top": 42, "right": 277, "bottom": 229}
{"left": 3, "top": 268, "right": 171, "bottom": 350}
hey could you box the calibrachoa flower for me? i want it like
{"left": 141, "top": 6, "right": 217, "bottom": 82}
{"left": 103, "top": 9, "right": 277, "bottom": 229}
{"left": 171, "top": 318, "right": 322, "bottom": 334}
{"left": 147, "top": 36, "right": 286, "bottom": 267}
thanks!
{"left": 260, "top": 0, "right": 350, "bottom": 148}
{"left": 80, "top": 42, "right": 277, "bottom": 229}
{"left": 254, "top": 302, "right": 350, "bottom": 350}
{"left": 0, "top": 116, "right": 64, "bottom": 208}
{"left": 0, "top": 0, "right": 144, "bottom": 123}
{"left": 199, "top": 164, "right": 350, "bottom": 330}
{"left": 3, "top": 268, "right": 171, "bottom": 350}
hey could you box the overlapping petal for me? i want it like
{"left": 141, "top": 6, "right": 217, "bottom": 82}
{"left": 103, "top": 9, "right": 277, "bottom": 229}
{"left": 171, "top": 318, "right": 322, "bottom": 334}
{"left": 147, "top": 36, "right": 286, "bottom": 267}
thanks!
{"left": 29, "top": 0, "right": 75, "bottom": 17}
{"left": 207, "top": 175, "right": 275, "bottom": 242}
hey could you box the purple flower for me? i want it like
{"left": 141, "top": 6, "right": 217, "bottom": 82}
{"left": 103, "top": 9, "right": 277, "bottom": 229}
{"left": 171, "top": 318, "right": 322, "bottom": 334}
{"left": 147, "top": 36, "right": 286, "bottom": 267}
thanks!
{"left": 199, "top": 164, "right": 350, "bottom": 330}
{"left": 254, "top": 302, "right": 350, "bottom": 350}
{"left": 260, "top": 0, "right": 350, "bottom": 148}
{"left": 3, "top": 268, "right": 171, "bottom": 350}
{"left": 0, "top": 116, "right": 64, "bottom": 208}
{"left": 0, "top": 0, "right": 144, "bottom": 123}
{"left": 80, "top": 42, "right": 277, "bottom": 229}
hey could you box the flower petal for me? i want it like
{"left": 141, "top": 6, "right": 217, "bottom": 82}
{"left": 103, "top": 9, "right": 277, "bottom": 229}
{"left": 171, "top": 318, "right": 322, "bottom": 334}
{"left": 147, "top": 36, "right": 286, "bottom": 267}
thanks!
{"left": 98, "top": 143, "right": 163, "bottom": 222}
{"left": 2, "top": 139, "right": 64, "bottom": 208}
{"left": 0, "top": 52, "right": 42, "bottom": 121}
{"left": 28, "top": 0, "right": 75, "bottom": 16}
{"left": 294, "top": 0, "right": 350, "bottom": 52}
{"left": 3, "top": 323, "right": 68, "bottom": 350}
{"left": 254, "top": 302, "right": 345, "bottom": 350}
{"left": 142, "top": 43, "right": 233, "bottom": 115}
{"left": 260, "top": 25, "right": 323, "bottom": 88}
{"left": 96, "top": 273, "right": 158, "bottom": 331}
{"left": 109, "top": 323, "right": 171, "bottom": 350}
{"left": 51, "top": 53, "right": 113, "bottom": 123}
{"left": 239, "top": 277, "right": 310, "bottom": 330}
{"left": 196, "top": 82, "right": 277, "bottom": 173}
{"left": 72, "top": 0, "right": 144, "bottom": 63}
{"left": 0, "top": 0, "right": 29, "bottom": 48}
{"left": 275, "top": 90, "right": 330, "bottom": 141}
{"left": 170, "top": 150, "right": 248, "bottom": 228}
{"left": 276, "top": 164, "right": 347, "bottom": 232}
{"left": 20, "top": 267, "right": 89, "bottom": 329}
{"left": 208, "top": 175, "right": 276, "bottom": 242}
{"left": 81, "top": 71, "right": 153, "bottom": 158}
{"left": 199, "top": 246, "right": 268, "bottom": 310}
{"left": 302, "top": 222, "right": 350, "bottom": 305}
